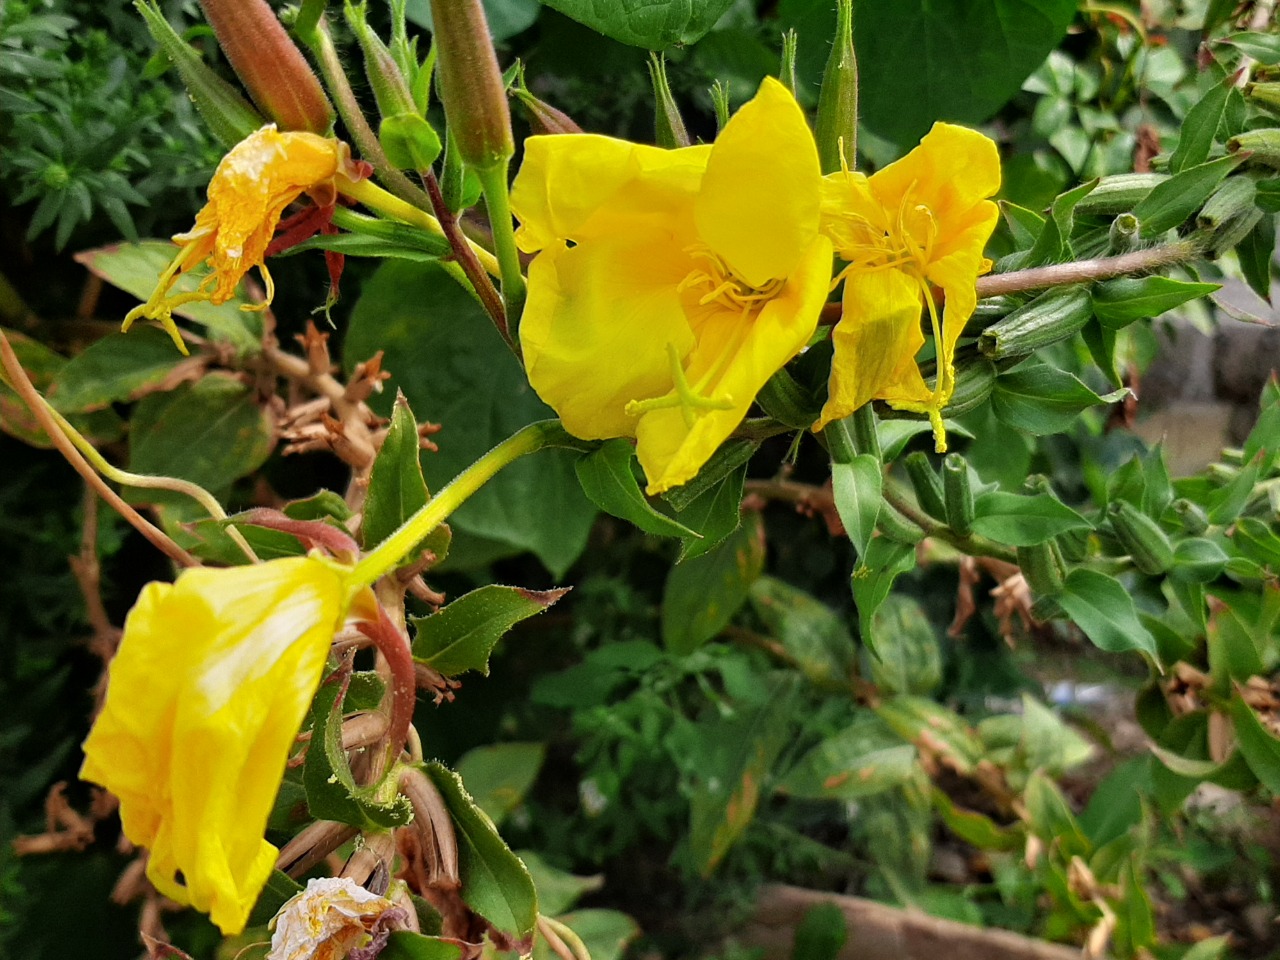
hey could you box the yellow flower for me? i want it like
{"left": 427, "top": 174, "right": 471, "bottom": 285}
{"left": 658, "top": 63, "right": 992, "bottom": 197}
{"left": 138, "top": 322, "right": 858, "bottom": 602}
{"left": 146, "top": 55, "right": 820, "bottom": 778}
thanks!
{"left": 80, "top": 556, "right": 377, "bottom": 935}
{"left": 122, "top": 126, "right": 368, "bottom": 355}
{"left": 815, "top": 123, "right": 1000, "bottom": 450}
{"left": 511, "top": 76, "right": 832, "bottom": 494}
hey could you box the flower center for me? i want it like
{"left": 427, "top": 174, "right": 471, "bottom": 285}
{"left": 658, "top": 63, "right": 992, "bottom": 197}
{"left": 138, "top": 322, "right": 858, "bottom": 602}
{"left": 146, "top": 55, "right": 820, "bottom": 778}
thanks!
{"left": 676, "top": 245, "right": 785, "bottom": 316}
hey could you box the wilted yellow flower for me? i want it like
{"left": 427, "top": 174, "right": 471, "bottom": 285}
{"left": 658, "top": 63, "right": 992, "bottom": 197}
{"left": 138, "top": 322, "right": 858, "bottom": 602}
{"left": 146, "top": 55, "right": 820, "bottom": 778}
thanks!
{"left": 80, "top": 556, "right": 377, "bottom": 935}
{"left": 815, "top": 123, "right": 1000, "bottom": 450}
{"left": 266, "top": 876, "right": 401, "bottom": 960}
{"left": 511, "top": 76, "right": 832, "bottom": 493}
{"left": 122, "top": 126, "right": 369, "bottom": 354}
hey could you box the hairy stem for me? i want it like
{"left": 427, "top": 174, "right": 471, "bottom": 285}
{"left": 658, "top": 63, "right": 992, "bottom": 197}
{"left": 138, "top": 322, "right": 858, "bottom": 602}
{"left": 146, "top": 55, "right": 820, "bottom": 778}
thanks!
{"left": 882, "top": 477, "right": 1017, "bottom": 564}
{"left": 975, "top": 241, "right": 1201, "bottom": 298}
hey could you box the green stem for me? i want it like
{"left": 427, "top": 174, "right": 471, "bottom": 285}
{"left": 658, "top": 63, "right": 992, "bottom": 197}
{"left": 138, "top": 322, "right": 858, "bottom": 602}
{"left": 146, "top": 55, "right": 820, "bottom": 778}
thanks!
{"left": 475, "top": 160, "right": 527, "bottom": 343}
{"left": 883, "top": 476, "right": 1016, "bottom": 564}
{"left": 352, "top": 420, "right": 568, "bottom": 585}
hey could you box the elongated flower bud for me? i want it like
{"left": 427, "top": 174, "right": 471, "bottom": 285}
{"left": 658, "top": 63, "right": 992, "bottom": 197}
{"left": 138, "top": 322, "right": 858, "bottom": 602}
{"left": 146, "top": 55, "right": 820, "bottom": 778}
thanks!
{"left": 198, "top": 0, "right": 333, "bottom": 134}
{"left": 1228, "top": 128, "right": 1280, "bottom": 170}
{"left": 430, "top": 0, "right": 513, "bottom": 171}
{"left": 648, "top": 53, "right": 690, "bottom": 148}
{"left": 942, "top": 453, "right": 973, "bottom": 537}
{"left": 512, "top": 69, "right": 583, "bottom": 135}
{"left": 904, "top": 452, "right": 946, "bottom": 521}
{"left": 1108, "top": 500, "right": 1174, "bottom": 575}
{"left": 134, "top": 0, "right": 262, "bottom": 148}
{"left": 815, "top": 0, "right": 858, "bottom": 173}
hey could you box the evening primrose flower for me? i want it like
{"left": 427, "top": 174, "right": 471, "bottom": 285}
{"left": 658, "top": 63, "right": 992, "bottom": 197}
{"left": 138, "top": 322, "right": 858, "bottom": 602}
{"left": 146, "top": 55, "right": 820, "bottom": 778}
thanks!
{"left": 80, "top": 556, "right": 378, "bottom": 935}
{"left": 511, "top": 76, "right": 832, "bottom": 493}
{"left": 815, "top": 123, "right": 1000, "bottom": 450}
{"left": 122, "top": 126, "right": 370, "bottom": 354}
{"left": 266, "top": 877, "right": 402, "bottom": 960}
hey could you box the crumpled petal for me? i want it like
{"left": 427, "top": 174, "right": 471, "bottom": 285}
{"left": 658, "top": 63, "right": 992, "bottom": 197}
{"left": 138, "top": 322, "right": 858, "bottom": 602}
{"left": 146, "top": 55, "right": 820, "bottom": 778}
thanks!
{"left": 694, "top": 75, "right": 822, "bottom": 288}
{"left": 266, "top": 877, "right": 401, "bottom": 960}
{"left": 80, "top": 556, "right": 366, "bottom": 935}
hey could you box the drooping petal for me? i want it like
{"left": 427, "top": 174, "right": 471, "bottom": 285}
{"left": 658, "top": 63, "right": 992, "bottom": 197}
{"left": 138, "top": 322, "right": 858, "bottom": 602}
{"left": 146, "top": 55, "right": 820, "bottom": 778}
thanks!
{"left": 521, "top": 230, "right": 694, "bottom": 439}
{"left": 694, "top": 76, "right": 822, "bottom": 288}
{"left": 511, "top": 134, "right": 710, "bottom": 254}
{"left": 866, "top": 122, "right": 1001, "bottom": 224}
{"left": 81, "top": 556, "right": 354, "bottom": 935}
{"left": 815, "top": 267, "right": 925, "bottom": 431}
{"left": 638, "top": 234, "right": 832, "bottom": 492}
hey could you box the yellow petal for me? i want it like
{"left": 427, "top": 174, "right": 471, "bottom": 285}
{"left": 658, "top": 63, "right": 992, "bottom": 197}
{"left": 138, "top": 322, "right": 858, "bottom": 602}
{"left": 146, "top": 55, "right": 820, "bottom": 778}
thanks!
{"left": 866, "top": 122, "right": 1001, "bottom": 222}
{"left": 815, "top": 267, "right": 924, "bottom": 431}
{"left": 520, "top": 230, "right": 695, "bottom": 439}
{"left": 81, "top": 556, "right": 351, "bottom": 935}
{"left": 638, "top": 234, "right": 832, "bottom": 492}
{"left": 511, "top": 134, "right": 710, "bottom": 254}
{"left": 694, "top": 76, "right": 821, "bottom": 288}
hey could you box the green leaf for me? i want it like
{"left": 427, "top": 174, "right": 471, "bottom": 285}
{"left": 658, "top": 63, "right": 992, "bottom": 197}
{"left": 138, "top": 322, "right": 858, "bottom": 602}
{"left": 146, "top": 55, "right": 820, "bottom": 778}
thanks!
{"left": 1206, "top": 460, "right": 1259, "bottom": 524}
{"left": 1236, "top": 212, "right": 1275, "bottom": 303}
{"left": 673, "top": 461, "right": 748, "bottom": 561}
{"left": 1233, "top": 517, "right": 1280, "bottom": 571}
{"left": 74, "top": 242, "right": 262, "bottom": 353}
{"left": 516, "top": 850, "right": 603, "bottom": 916}
{"left": 302, "top": 672, "right": 414, "bottom": 829}
{"left": 1169, "top": 81, "right": 1232, "bottom": 174}
{"left": 1228, "top": 691, "right": 1280, "bottom": 795}
{"left": 1243, "top": 377, "right": 1280, "bottom": 473}
{"left": 783, "top": 0, "right": 1075, "bottom": 148}
{"left": 748, "top": 576, "right": 853, "bottom": 687}
{"left": 424, "top": 762, "right": 539, "bottom": 942}
{"left": 1058, "top": 569, "right": 1161, "bottom": 661}
{"left": 660, "top": 439, "right": 757, "bottom": 511}
{"left": 992, "top": 362, "right": 1128, "bottom": 435}
{"left": 1091, "top": 277, "right": 1220, "bottom": 328}
{"left": 1025, "top": 178, "right": 1098, "bottom": 267}
{"left": 0, "top": 327, "right": 122, "bottom": 447}
{"left": 851, "top": 537, "right": 917, "bottom": 656}
{"left": 45, "top": 327, "right": 187, "bottom": 413}
{"left": 539, "top": 0, "right": 734, "bottom": 48}
{"left": 688, "top": 674, "right": 799, "bottom": 874}
{"left": 284, "top": 490, "right": 354, "bottom": 523}
{"left": 875, "top": 696, "right": 985, "bottom": 774}
{"left": 455, "top": 743, "right": 546, "bottom": 828}
{"left": 778, "top": 716, "right": 917, "bottom": 800}
{"left": 344, "top": 261, "right": 595, "bottom": 576}
{"left": 790, "top": 904, "right": 847, "bottom": 960}
{"left": 245, "top": 870, "right": 303, "bottom": 928}
{"left": 575, "top": 439, "right": 698, "bottom": 540}
{"left": 126, "top": 376, "right": 274, "bottom": 505}
{"left": 932, "top": 788, "right": 1023, "bottom": 851}
{"left": 411, "top": 585, "right": 568, "bottom": 676}
{"left": 971, "top": 491, "right": 1091, "bottom": 546}
{"left": 1131, "top": 154, "right": 1241, "bottom": 237}
{"left": 830, "top": 455, "right": 882, "bottom": 558}
{"left": 380, "top": 932, "right": 464, "bottom": 960}
{"left": 363, "top": 394, "right": 437, "bottom": 553}
{"left": 1023, "top": 770, "right": 1090, "bottom": 855}
{"left": 867, "top": 595, "right": 942, "bottom": 696}
{"left": 1220, "top": 31, "right": 1280, "bottom": 65}
{"left": 662, "top": 512, "right": 765, "bottom": 655}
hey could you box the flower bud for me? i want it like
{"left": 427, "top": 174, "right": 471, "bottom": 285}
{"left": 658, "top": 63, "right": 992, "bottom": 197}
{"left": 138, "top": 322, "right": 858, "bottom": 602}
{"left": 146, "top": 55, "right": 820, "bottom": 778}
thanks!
{"left": 430, "top": 0, "right": 514, "bottom": 171}
{"left": 512, "top": 66, "right": 583, "bottom": 135}
{"left": 346, "top": 2, "right": 418, "bottom": 120}
{"left": 1246, "top": 81, "right": 1280, "bottom": 114}
{"left": 1173, "top": 498, "right": 1210, "bottom": 535}
{"left": 904, "top": 452, "right": 946, "bottom": 521}
{"left": 1228, "top": 128, "right": 1280, "bottom": 170}
{"left": 198, "top": 0, "right": 333, "bottom": 134}
{"left": 648, "top": 53, "right": 690, "bottom": 148}
{"left": 135, "top": 0, "right": 263, "bottom": 148}
{"left": 1017, "top": 540, "right": 1066, "bottom": 599}
{"left": 1108, "top": 500, "right": 1174, "bottom": 575}
{"left": 978, "top": 286, "right": 1093, "bottom": 360}
{"left": 779, "top": 29, "right": 799, "bottom": 98}
{"left": 815, "top": 0, "right": 858, "bottom": 174}
{"left": 1198, "top": 176, "right": 1258, "bottom": 231}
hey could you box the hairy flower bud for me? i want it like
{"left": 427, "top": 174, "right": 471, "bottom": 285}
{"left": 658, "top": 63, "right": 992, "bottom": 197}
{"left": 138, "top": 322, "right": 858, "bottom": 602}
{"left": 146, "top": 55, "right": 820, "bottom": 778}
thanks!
{"left": 815, "top": 0, "right": 858, "bottom": 173}
{"left": 198, "top": 0, "right": 333, "bottom": 134}
{"left": 648, "top": 53, "right": 690, "bottom": 148}
{"left": 430, "top": 0, "right": 513, "bottom": 171}
{"left": 512, "top": 68, "right": 583, "bottom": 136}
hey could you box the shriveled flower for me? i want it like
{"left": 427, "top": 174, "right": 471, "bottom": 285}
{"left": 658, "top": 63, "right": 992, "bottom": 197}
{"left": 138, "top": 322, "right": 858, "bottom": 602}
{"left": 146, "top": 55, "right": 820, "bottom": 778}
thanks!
{"left": 122, "top": 126, "right": 370, "bottom": 354}
{"left": 80, "top": 556, "right": 378, "bottom": 935}
{"left": 266, "top": 876, "right": 403, "bottom": 960}
{"left": 511, "top": 76, "right": 832, "bottom": 493}
{"left": 815, "top": 122, "right": 1000, "bottom": 450}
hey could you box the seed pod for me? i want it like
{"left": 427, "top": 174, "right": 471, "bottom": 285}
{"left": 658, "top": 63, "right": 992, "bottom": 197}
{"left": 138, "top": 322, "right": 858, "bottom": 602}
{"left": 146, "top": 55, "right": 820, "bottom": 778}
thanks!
{"left": 979, "top": 286, "right": 1093, "bottom": 360}
{"left": 904, "top": 452, "right": 947, "bottom": 521}
{"left": 1198, "top": 176, "right": 1258, "bottom": 231}
{"left": 876, "top": 500, "right": 925, "bottom": 544}
{"left": 1209, "top": 207, "right": 1264, "bottom": 258}
{"left": 1072, "top": 173, "right": 1168, "bottom": 216}
{"left": 942, "top": 359, "right": 997, "bottom": 418}
{"left": 1173, "top": 498, "right": 1210, "bottom": 535}
{"left": 1017, "top": 540, "right": 1067, "bottom": 598}
{"left": 1108, "top": 212, "right": 1141, "bottom": 252}
{"left": 1108, "top": 500, "right": 1175, "bottom": 575}
{"left": 942, "top": 453, "right": 973, "bottom": 537}
{"left": 1247, "top": 81, "right": 1280, "bottom": 115}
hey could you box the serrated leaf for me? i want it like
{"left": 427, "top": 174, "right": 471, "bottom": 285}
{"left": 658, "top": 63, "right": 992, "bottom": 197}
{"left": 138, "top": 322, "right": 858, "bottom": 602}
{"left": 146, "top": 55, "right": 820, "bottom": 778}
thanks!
{"left": 411, "top": 585, "right": 567, "bottom": 677}
{"left": 992, "top": 362, "right": 1129, "bottom": 434}
{"left": 662, "top": 511, "right": 764, "bottom": 655}
{"left": 1092, "top": 277, "right": 1220, "bottom": 328}
{"left": 971, "top": 491, "right": 1091, "bottom": 545}
{"left": 455, "top": 743, "right": 546, "bottom": 828}
{"left": 424, "top": 762, "right": 538, "bottom": 942}
{"left": 672, "top": 461, "right": 747, "bottom": 561}
{"left": 1131, "top": 154, "right": 1241, "bottom": 237}
{"left": 45, "top": 326, "right": 188, "bottom": 413}
{"left": 575, "top": 439, "right": 697, "bottom": 540}
{"left": 831, "top": 455, "right": 881, "bottom": 557}
{"left": 1058, "top": 569, "right": 1160, "bottom": 661}
{"left": 74, "top": 242, "right": 262, "bottom": 353}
